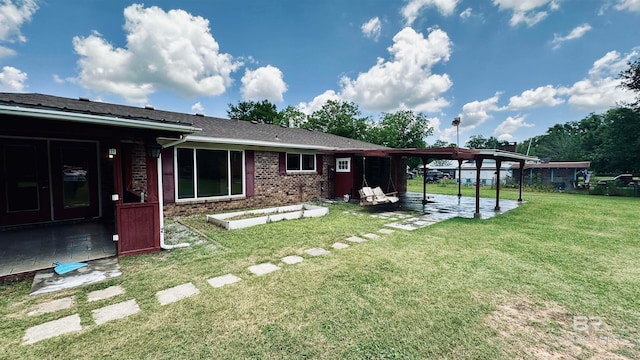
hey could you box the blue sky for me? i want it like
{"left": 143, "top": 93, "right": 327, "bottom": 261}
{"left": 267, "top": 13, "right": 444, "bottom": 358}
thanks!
{"left": 0, "top": 0, "right": 638, "bottom": 145}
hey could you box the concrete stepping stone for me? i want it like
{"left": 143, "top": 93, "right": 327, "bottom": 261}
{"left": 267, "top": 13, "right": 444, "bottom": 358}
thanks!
{"left": 332, "top": 242, "right": 349, "bottom": 249}
{"left": 281, "top": 255, "right": 304, "bottom": 264}
{"left": 28, "top": 296, "right": 74, "bottom": 316}
{"left": 362, "top": 233, "right": 380, "bottom": 239}
{"left": 305, "top": 248, "right": 329, "bottom": 256}
{"left": 378, "top": 228, "right": 395, "bottom": 234}
{"left": 156, "top": 282, "right": 200, "bottom": 305}
{"left": 384, "top": 222, "right": 419, "bottom": 231}
{"left": 208, "top": 274, "right": 242, "bottom": 288}
{"left": 248, "top": 263, "right": 280, "bottom": 276}
{"left": 23, "top": 314, "right": 82, "bottom": 345}
{"left": 87, "top": 285, "right": 125, "bottom": 302}
{"left": 92, "top": 299, "right": 140, "bottom": 325}
{"left": 346, "top": 236, "right": 366, "bottom": 243}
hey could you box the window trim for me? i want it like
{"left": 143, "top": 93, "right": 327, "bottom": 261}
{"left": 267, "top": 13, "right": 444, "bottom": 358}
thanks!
{"left": 335, "top": 157, "right": 351, "bottom": 173}
{"left": 285, "top": 152, "right": 317, "bottom": 174}
{"left": 174, "top": 146, "right": 246, "bottom": 202}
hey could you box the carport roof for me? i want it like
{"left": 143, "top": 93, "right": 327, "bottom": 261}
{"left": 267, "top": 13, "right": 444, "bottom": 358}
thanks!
{"left": 334, "top": 146, "right": 539, "bottom": 163}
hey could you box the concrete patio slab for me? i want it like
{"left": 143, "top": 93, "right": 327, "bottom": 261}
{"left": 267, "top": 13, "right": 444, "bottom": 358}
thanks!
{"left": 332, "top": 242, "right": 349, "bottom": 249}
{"left": 23, "top": 314, "right": 82, "bottom": 345}
{"left": 28, "top": 296, "right": 75, "bottom": 316}
{"left": 87, "top": 285, "right": 125, "bottom": 302}
{"left": 362, "top": 233, "right": 380, "bottom": 239}
{"left": 92, "top": 299, "right": 140, "bottom": 325}
{"left": 378, "top": 228, "right": 395, "bottom": 234}
{"left": 208, "top": 274, "right": 242, "bottom": 288}
{"left": 248, "top": 263, "right": 280, "bottom": 276}
{"left": 30, "top": 257, "right": 121, "bottom": 296}
{"left": 305, "top": 248, "right": 330, "bottom": 256}
{"left": 281, "top": 255, "right": 304, "bottom": 265}
{"left": 345, "top": 236, "right": 366, "bottom": 243}
{"left": 156, "top": 282, "right": 200, "bottom": 305}
{"left": 384, "top": 221, "right": 420, "bottom": 231}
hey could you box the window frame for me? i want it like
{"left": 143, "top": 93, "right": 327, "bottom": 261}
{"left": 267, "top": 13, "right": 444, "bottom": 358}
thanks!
{"left": 335, "top": 157, "right": 351, "bottom": 173}
{"left": 285, "top": 152, "right": 317, "bottom": 174}
{"left": 174, "top": 146, "right": 246, "bottom": 202}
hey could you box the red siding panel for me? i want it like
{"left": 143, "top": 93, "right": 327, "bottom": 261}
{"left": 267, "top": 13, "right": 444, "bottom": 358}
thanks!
{"left": 245, "top": 150, "right": 255, "bottom": 197}
{"left": 316, "top": 154, "right": 323, "bottom": 175}
{"left": 161, "top": 147, "right": 174, "bottom": 204}
{"left": 117, "top": 202, "right": 160, "bottom": 256}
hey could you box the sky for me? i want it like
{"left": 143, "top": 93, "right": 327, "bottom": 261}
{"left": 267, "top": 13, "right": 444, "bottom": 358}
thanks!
{"left": 0, "top": 0, "right": 639, "bottom": 146}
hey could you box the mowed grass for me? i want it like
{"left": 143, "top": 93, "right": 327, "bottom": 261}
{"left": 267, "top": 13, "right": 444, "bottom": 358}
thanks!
{"left": 1, "top": 188, "right": 639, "bottom": 359}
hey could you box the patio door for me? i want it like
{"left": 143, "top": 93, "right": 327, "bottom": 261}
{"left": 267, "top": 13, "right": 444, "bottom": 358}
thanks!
{"left": 0, "top": 139, "right": 51, "bottom": 225}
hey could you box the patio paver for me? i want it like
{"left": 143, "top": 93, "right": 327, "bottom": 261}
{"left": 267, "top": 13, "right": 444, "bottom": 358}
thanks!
{"left": 92, "top": 299, "right": 140, "bottom": 325}
{"left": 208, "top": 274, "right": 242, "bottom": 288}
{"left": 378, "top": 228, "right": 395, "bottom": 234}
{"left": 305, "top": 248, "right": 330, "bottom": 256}
{"left": 156, "top": 282, "right": 200, "bottom": 305}
{"left": 281, "top": 255, "right": 304, "bottom": 264}
{"left": 248, "top": 263, "right": 280, "bottom": 276}
{"left": 23, "top": 314, "right": 82, "bottom": 345}
{"left": 345, "top": 236, "right": 366, "bottom": 243}
{"left": 87, "top": 285, "right": 125, "bottom": 302}
{"left": 332, "top": 242, "right": 349, "bottom": 249}
{"left": 27, "top": 296, "right": 75, "bottom": 316}
{"left": 362, "top": 233, "right": 380, "bottom": 239}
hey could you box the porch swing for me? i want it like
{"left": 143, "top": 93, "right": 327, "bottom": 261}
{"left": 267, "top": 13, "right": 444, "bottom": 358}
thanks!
{"left": 358, "top": 156, "right": 400, "bottom": 206}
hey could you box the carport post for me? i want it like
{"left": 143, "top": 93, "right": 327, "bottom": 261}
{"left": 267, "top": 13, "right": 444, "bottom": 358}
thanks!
{"left": 494, "top": 159, "right": 501, "bottom": 211}
{"left": 422, "top": 158, "right": 428, "bottom": 204}
{"left": 457, "top": 159, "right": 462, "bottom": 198}
{"left": 474, "top": 158, "right": 483, "bottom": 219}
{"left": 518, "top": 160, "right": 525, "bottom": 202}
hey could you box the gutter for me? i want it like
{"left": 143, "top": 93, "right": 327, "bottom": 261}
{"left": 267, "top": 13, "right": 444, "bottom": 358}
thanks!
{"left": 185, "top": 135, "right": 341, "bottom": 151}
{"left": 157, "top": 155, "right": 190, "bottom": 250}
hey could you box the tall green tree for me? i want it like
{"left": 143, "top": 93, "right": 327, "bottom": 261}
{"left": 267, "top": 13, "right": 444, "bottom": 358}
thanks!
{"left": 465, "top": 135, "right": 508, "bottom": 149}
{"left": 303, "top": 100, "right": 369, "bottom": 140}
{"left": 619, "top": 56, "right": 640, "bottom": 109}
{"left": 227, "top": 100, "right": 282, "bottom": 124}
{"left": 278, "top": 105, "right": 307, "bottom": 128}
{"left": 372, "top": 110, "right": 432, "bottom": 149}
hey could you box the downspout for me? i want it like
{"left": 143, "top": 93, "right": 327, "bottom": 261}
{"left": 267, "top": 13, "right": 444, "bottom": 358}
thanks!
{"left": 157, "top": 147, "right": 190, "bottom": 249}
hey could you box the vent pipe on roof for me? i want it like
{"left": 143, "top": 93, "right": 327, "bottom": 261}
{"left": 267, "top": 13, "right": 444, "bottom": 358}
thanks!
{"left": 145, "top": 105, "right": 155, "bottom": 110}
{"left": 194, "top": 113, "right": 204, "bottom": 117}
{"left": 78, "top": 97, "right": 90, "bottom": 102}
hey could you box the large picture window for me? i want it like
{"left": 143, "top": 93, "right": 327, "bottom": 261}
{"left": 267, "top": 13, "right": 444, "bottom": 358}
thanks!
{"left": 286, "top": 153, "right": 316, "bottom": 172}
{"left": 176, "top": 148, "right": 244, "bottom": 200}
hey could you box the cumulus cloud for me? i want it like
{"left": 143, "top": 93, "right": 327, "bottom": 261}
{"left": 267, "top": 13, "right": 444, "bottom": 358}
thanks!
{"left": 73, "top": 4, "right": 242, "bottom": 103}
{"left": 459, "top": 93, "right": 501, "bottom": 130}
{"left": 0, "top": 46, "right": 15, "bottom": 59}
{"left": 552, "top": 23, "right": 591, "bottom": 49}
{"left": 615, "top": 0, "right": 640, "bottom": 11}
{"left": 191, "top": 102, "right": 204, "bottom": 114}
{"left": 0, "top": 0, "right": 38, "bottom": 43}
{"left": 340, "top": 27, "right": 452, "bottom": 112}
{"left": 493, "top": 0, "right": 560, "bottom": 27}
{"left": 361, "top": 17, "right": 381, "bottom": 41}
{"left": 459, "top": 7, "right": 472, "bottom": 19}
{"left": 401, "top": 0, "right": 459, "bottom": 26}
{"left": 0, "top": 66, "right": 27, "bottom": 91}
{"left": 240, "top": 65, "right": 287, "bottom": 102}
{"left": 494, "top": 115, "right": 534, "bottom": 141}
{"left": 506, "top": 85, "right": 564, "bottom": 110}
{"left": 298, "top": 90, "right": 341, "bottom": 115}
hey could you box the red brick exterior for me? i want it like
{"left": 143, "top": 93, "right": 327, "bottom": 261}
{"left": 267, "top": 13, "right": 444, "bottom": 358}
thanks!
{"left": 163, "top": 151, "right": 335, "bottom": 217}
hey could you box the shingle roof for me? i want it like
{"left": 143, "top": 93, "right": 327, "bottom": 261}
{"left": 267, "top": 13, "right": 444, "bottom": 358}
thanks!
{"left": 0, "top": 93, "right": 387, "bottom": 151}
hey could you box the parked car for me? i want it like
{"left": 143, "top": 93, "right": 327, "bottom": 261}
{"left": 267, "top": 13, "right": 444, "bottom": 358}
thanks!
{"left": 596, "top": 174, "right": 640, "bottom": 186}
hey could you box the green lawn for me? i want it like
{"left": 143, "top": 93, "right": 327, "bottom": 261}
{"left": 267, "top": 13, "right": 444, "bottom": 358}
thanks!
{"left": 1, "top": 188, "right": 638, "bottom": 359}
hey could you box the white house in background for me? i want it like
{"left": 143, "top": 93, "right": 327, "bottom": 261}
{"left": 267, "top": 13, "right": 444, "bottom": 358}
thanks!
{"left": 428, "top": 159, "right": 514, "bottom": 186}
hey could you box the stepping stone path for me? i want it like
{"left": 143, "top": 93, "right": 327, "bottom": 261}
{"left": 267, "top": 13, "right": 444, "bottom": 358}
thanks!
{"left": 248, "top": 263, "right": 280, "bottom": 276}
{"left": 23, "top": 314, "right": 82, "bottom": 345}
{"left": 305, "top": 248, "right": 330, "bottom": 256}
{"left": 332, "top": 242, "right": 349, "bottom": 249}
{"left": 156, "top": 282, "right": 200, "bottom": 305}
{"left": 378, "top": 228, "right": 394, "bottom": 234}
{"left": 281, "top": 255, "right": 304, "bottom": 264}
{"left": 346, "top": 236, "right": 366, "bottom": 243}
{"left": 208, "top": 274, "right": 242, "bottom": 288}
{"left": 28, "top": 296, "right": 74, "bottom": 316}
{"left": 362, "top": 233, "right": 380, "bottom": 239}
{"left": 92, "top": 299, "right": 140, "bottom": 325}
{"left": 87, "top": 285, "right": 125, "bottom": 302}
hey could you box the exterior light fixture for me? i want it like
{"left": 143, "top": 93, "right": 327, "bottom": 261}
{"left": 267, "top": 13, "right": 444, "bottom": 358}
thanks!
{"left": 146, "top": 142, "right": 163, "bottom": 159}
{"left": 108, "top": 148, "right": 117, "bottom": 159}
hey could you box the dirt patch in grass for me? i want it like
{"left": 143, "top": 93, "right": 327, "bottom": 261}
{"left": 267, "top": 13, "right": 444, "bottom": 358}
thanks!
{"left": 163, "top": 217, "right": 212, "bottom": 246}
{"left": 486, "top": 295, "right": 637, "bottom": 359}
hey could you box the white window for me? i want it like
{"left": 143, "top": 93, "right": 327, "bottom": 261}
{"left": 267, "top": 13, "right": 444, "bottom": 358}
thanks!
{"left": 286, "top": 153, "right": 316, "bottom": 173}
{"left": 176, "top": 148, "right": 244, "bottom": 200}
{"left": 336, "top": 157, "right": 351, "bottom": 173}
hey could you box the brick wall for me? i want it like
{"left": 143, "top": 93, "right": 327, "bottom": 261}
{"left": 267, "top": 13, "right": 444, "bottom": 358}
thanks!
{"left": 163, "top": 151, "right": 334, "bottom": 217}
{"left": 129, "top": 142, "right": 147, "bottom": 194}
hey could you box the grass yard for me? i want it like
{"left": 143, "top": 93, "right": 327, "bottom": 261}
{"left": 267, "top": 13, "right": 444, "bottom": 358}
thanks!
{"left": 1, "top": 187, "right": 638, "bottom": 359}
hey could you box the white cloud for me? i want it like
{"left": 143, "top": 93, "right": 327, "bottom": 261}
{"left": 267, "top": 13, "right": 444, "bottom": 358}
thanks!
{"left": 240, "top": 65, "right": 287, "bottom": 102}
{"left": 459, "top": 93, "right": 501, "bottom": 130}
{"left": 361, "top": 17, "right": 381, "bottom": 41}
{"left": 0, "top": 45, "right": 15, "bottom": 58}
{"left": 459, "top": 7, "right": 472, "bottom": 19}
{"left": 506, "top": 85, "right": 564, "bottom": 110}
{"left": 494, "top": 115, "right": 534, "bottom": 141}
{"left": 339, "top": 27, "right": 452, "bottom": 113}
{"left": 191, "top": 102, "right": 204, "bottom": 114}
{"left": 492, "top": 0, "right": 559, "bottom": 27}
{"left": 298, "top": 90, "right": 341, "bottom": 115}
{"left": 552, "top": 23, "right": 591, "bottom": 49}
{"left": 73, "top": 4, "right": 242, "bottom": 104}
{"left": 52, "top": 74, "right": 64, "bottom": 83}
{"left": 0, "top": 66, "right": 27, "bottom": 91}
{"left": 0, "top": 0, "right": 38, "bottom": 43}
{"left": 615, "top": 0, "right": 640, "bottom": 12}
{"left": 401, "top": 0, "right": 459, "bottom": 26}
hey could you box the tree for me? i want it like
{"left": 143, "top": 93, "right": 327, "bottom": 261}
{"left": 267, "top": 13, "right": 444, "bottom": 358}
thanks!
{"left": 619, "top": 56, "right": 640, "bottom": 109}
{"left": 227, "top": 100, "right": 282, "bottom": 124}
{"left": 373, "top": 110, "right": 432, "bottom": 149}
{"left": 278, "top": 105, "right": 307, "bottom": 128}
{"left": 303, "top": 100, "right": 369, "bottom": 140}
{"left": 465, "top": 135, "right": 508, "bottom": 149}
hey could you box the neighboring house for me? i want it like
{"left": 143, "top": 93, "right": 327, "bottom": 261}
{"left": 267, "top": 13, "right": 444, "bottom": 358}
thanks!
{"left": 427, "top": 159, "right": 514, "bottom": 186}
{"left": 511, "top": 161, "right": 591, "bottom": 190}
